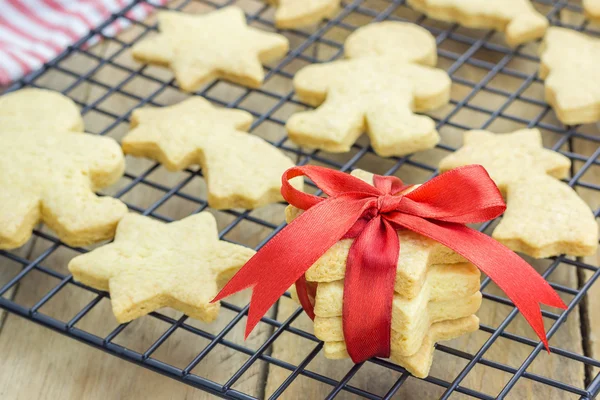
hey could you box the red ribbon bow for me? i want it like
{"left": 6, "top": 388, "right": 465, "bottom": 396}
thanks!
{"left": 214, "top": 165, "right": 566, "bottom": 363}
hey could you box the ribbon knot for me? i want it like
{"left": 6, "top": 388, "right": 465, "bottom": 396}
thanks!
{"left": 214, "top": 165, "right": 567, "bottom": 363}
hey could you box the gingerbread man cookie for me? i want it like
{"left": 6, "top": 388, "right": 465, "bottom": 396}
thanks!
{"left": 440, "top": 129, "right": 598, "bottom": 258}
{"left": 540, "top": 27, "right": 600, "bottom": 125}
{"left": 132, "top": 7, "right": 289, "bottom": 91}
{"left": 69, "top": 212, "right": 256, "bottom": 323}
{"left": 0, "top": 89, "right": 127, "bottom": 250}
{"left": 287, "top": 22, "right": 450, "bottom": 157}
{"left": 407, "top": 0, "right": 548, "bottom": 46}
{"left": 122, "top": 97, "right": 302, "bottom": 210}
{"left": 264, "top": 0, "right": 339, "bottom": 28}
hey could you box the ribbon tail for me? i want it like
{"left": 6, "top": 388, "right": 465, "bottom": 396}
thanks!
{"left": 344, "top": 216, "right": 399, "bottom": 363}
{"left": 213, "top": 195, "right": 372, "bottom": 338}
{"left": 387, "top": 213, "right": 567, "bottom": 351}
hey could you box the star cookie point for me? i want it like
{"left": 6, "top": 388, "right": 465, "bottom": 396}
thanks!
{"left": 0, "top": 89, "right": 127, "bottom": 250}
{"left": 131, "top": 7, "right": 289, "bottom": 91}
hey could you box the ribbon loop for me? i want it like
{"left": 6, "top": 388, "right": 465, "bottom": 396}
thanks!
{"left": 214, "top": 165, "right": 567, "bottom": 363}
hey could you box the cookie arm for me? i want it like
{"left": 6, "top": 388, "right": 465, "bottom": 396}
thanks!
{"left": 0, "top": 188, "right": 40, "bottom": 250}
{"left": 41, "top": 172, "right": 127, "bottom": 247}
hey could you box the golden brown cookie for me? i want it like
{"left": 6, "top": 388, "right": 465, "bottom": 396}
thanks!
{"left": 540, "top": 27, "right": 600, "bottom": 125}
{"left": 0, "top": 89, "right": 126, "bottom": 249}
{"left": 69, "top": 212, "right": 256, "bottom": 323}
{"left": 440, "top": 129, "right": 598, "bottom": 258}
{"left": 286, "top": 22, "right": 450, "bottom": 157}
{"left": 122, "top": 97, "right": 302, "bottom": 210}
{"left": 132, "top": 7, "right": 289, "bottom": 91}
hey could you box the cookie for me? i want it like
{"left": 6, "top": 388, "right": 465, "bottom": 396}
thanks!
{"left": 0, "top": 88, "right": 84, "bottom": 132}
{"left": 344, "top": 21, "right": 437, "bottom": 66}
{"left": 439, "top": 129, "right": 598, "bottom": 258}
{"left": 69, "top": 212, "right": 256, "bottom": 323}
{"left": 123, "top": 97, "right": 302, "bottom": 210}
{"left": 539, "top": 27, "right": 600, "bottom": 125}
{"left": 585, "top": 0, "right": 600, "bottom": 21}
{"left": 323, "top": 315, "right": 480, "bottom": 378}
{"left": 286, "top": 22, "right": 450, "bottom": 157}
{"left": 407, "top": 0, "right": 548, "bottom": 46}
{"left": 0, "top": 90, "right": 126, "bottom": 250}
{"left": 313, "top": 270, "right": 481, "bottom": 356}
{"left": 264, "top": 0, "right": 339, "bottom": 28}
{"left": 286, "top": 170, "right": 466, "bottom": 299}
{"left": 131, "top": 7, "right": 289, "bottom": 91}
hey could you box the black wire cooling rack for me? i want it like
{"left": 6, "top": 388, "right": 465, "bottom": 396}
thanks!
{"left": 1, "top": 0, "right": 600, "bottom": 398}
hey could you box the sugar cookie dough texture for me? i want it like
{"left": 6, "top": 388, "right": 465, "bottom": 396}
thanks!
{"left": 287, "top": 170, "right": 481, "bottom": 378}
{"left": 0, "top": 89, "right": 127, "bottom": 249}
{"left": 264, "top": 0, "right": 340, "bottom": 28}
{"left": 540, "top": 27, "right": 600, "bottom": 125}
{"left": 584, "top": 0, "right": 600, "bottom": 21}
{"left": 407, "top": 0, "right": 548, "bottom": 46}
{"left": 440, "top": 129, "right": 598, "bottom": 258}
{"left": 122, "top": 97, "right": 302, "bottom": 210}
{"left": 132, "top": 7, "right": 289, "bottom": 91}
{"left": 287, "top": 22, "right": 450, "bottom": 157}
{"left": 69, "top": 213, "right": 256, "bottom": 323}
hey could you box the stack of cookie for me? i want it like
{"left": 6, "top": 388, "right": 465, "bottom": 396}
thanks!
{"left": 286, "top": 170, "right": 482, "bottom": 378}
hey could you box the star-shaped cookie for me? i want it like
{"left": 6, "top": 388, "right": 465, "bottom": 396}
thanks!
{"left": 540, "top": 27, "right": 600, "bottom": 125}
{"left": 286, "top": 22, "right": 450, "bottom": 157}
{"left": 69, "top": 212, "right": 256, "bottom": 323}
{"left": 407, "top": 0, "right": 548, "bottom": 46}
{"left": 313, "top": 263, "right": 481, "bottom": 356}
{"left": 585, "top": 0, "right": 600, "bottom": 21}
{"left": 264, "top": 0, "right": 339, "bottom": 28}
{"left": 324, "top": 315, "right": 480, "bottom": 378}
{"left": 440, "top": 129, "right": 598, "bottom": 258}
{"left": 131, "top": 7, "right": 289, "bottom": 91}
{"left": 122, "top": 97, "right": 302, "bottom": 210}
{"left": 0, "top": 89, "right": 127, "bottom": 249}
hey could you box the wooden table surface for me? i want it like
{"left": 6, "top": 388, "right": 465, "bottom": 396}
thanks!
{"left": 0, "top": 1, "right": 599, "bottom": 399}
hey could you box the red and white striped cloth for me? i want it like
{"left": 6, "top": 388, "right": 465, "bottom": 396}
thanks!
{"left": 0, "top": 0, "right": 167, "bottom": 86}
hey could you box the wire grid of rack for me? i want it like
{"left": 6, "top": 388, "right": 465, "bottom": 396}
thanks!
{"left": 1, "top": 0, "right": 599, "bottom": 398}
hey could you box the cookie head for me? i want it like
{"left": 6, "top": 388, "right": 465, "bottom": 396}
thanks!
{"left": 345, "top": 21, "right": 437, "bottom": 66}
{"left": 0, "top": 88, "right": 84, "bottom": 132}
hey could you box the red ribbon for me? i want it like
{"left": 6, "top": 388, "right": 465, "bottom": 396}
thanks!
{"left": 213, "top": 165, "right": 567, "bottom": 363}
